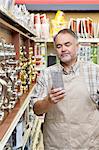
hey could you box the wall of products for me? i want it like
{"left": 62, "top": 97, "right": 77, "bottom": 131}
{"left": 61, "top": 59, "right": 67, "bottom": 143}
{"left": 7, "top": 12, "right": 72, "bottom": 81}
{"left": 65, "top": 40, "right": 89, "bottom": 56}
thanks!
{"left": 0, "top": 3, "right": 44, "bottom": 149}
{"left": 78, "top": 43, "right": 99, "bottom": 63}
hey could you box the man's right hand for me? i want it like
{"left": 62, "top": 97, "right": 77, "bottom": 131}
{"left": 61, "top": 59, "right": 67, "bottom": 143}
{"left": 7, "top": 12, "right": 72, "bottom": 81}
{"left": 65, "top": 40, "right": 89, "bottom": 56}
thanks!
{"left": 48, "top": 88, "right": 65, "bottom": 104}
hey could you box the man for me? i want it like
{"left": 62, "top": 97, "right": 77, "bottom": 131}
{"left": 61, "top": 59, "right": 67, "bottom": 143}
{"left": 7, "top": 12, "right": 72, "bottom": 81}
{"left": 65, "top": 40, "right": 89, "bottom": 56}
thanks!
{"left": 31, "top": 29, "right": 99, "bottom": 150}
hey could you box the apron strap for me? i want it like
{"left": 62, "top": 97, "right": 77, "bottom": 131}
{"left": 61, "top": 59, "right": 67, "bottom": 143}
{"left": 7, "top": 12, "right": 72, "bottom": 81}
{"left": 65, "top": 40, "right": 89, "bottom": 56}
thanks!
{"left": 80, "top": 62, "right": 99, "bottom": 108}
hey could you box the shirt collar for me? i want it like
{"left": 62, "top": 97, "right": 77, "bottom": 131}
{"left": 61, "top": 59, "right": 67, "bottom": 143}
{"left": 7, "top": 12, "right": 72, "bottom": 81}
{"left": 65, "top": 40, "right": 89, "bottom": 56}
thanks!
{"left": 59, "top": 59, "right": 80, "bottom": 75}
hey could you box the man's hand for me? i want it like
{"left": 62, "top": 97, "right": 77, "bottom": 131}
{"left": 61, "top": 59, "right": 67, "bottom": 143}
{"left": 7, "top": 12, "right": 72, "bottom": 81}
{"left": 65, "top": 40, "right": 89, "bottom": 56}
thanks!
{"left": 48, "top": 88, "right": 65, "bottom": 104}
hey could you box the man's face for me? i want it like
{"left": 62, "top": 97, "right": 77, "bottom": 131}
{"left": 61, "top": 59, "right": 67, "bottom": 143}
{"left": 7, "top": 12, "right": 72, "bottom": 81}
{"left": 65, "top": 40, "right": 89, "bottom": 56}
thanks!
{"left": 54, "top": 33, "right": 79, "bottom": 64}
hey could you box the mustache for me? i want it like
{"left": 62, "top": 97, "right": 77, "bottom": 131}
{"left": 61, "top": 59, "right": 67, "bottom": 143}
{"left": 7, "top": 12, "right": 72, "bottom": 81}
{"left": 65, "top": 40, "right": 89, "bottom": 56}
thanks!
{"left": 61, "top": 52, "right": 71, "bottom": 57}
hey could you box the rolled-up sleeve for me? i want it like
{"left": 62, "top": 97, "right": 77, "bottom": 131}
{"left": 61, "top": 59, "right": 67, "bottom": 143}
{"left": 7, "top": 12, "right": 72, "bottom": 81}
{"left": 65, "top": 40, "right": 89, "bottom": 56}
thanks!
{"left": 30, "top": 70, "right": 49, "bottom": 105}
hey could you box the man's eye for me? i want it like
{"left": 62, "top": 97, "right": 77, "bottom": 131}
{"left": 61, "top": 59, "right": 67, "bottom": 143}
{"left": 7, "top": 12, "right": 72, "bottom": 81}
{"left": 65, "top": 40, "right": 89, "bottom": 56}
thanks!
{"left": 65, "top": 43, "right": 71, "bottom": 47}
{"left": 56, "top": 45, "right": 62, "bottom": 48}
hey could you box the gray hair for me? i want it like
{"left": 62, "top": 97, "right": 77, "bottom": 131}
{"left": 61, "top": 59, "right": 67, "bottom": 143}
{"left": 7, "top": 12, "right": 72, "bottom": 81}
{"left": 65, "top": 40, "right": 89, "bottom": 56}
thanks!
{"left": 53, "top": 28, "right": 78, "bottom": 43}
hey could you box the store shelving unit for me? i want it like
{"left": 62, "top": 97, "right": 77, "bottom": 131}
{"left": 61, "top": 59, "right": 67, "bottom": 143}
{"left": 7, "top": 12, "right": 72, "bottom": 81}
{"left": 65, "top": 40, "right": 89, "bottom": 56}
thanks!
{"left": 39, "top": 37, "right": 99, "bottom": 43}
{"left": 0, "top": 7, "right": 36, "bottom": 38}
{"left": 78, "top": 38, "right": 99, "bottom": 43}
{"left": 0, "top": 7, "right": 36, "bottom": 58}
{"left": 0, "top": 84, "right": 34, "bottom": 150}
{"left": 0, "top": 7, "right": 44, "bottom": 150}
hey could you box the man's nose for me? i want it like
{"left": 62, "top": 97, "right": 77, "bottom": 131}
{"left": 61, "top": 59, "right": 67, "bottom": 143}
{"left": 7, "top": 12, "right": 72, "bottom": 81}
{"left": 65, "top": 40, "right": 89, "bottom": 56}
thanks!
{"left": 61, "top": 45, "right": 67, "bottom": 51}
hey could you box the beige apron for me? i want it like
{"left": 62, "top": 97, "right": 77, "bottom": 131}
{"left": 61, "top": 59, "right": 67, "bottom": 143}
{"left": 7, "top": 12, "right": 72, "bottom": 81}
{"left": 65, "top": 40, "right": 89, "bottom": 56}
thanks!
{"left": 43, "top": 63, "right": 99, "bottom": 150}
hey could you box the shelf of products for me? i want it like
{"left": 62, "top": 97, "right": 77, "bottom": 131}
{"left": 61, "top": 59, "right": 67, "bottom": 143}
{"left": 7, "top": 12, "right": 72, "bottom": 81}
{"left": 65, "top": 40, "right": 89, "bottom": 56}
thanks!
{"left": 38, "top": 37, "right": 99, "bottom": 43}
{"left": 78, "top": 38, "right": 99, "bottom": 43}
{"left": 0, "top": 84, "right": 34, "bottom": 150}
{"left": 0, "top": 5, "right": 43, "bottom": 150}
{"left": 0, "top": 3, "right": 46, "bottom": 149}
{"left": 0, "top": 7, "right": 37, "bottom": 37}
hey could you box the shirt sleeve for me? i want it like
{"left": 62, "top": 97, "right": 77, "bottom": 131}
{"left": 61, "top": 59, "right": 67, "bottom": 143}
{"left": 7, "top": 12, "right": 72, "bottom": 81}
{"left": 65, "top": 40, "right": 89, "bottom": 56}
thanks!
{"left": 96, "top": 65, "right": 99, "bottom": 100}
{"left": 89, "top": 64, "right": 99, "bottom": 107}
{"left": 30, "top": 70, "right": 49, "bottom": 105}
{"left": 92, "top": 65, "right": 99, "bottom": 107}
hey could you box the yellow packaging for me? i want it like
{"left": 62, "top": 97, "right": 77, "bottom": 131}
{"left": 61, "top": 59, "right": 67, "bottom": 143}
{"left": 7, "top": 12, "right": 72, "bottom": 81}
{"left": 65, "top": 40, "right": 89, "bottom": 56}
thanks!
{"left": 50, "top": 10, "right": 67, "bottom": 37}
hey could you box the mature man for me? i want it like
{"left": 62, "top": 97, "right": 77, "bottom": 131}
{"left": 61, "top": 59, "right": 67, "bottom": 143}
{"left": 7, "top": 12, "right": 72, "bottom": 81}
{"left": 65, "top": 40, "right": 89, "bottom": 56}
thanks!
{"left": 31, "top": 29, "right": 99, "bottom": 150}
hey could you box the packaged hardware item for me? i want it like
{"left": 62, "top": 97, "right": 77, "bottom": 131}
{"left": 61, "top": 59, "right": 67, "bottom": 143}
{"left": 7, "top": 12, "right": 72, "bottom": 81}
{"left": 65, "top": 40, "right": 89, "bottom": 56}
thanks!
{"left": 50, "top": 10, "right": 67, "bottom": 37}
{"left": 4, "top": 0, "right": 15, "bottom": 11}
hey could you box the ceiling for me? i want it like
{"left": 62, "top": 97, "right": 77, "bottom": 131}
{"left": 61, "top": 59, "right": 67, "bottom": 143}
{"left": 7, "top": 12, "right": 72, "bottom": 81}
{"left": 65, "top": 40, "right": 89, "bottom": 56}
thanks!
{"left": 15, "top": 0, "right": 99, "bottom": 11}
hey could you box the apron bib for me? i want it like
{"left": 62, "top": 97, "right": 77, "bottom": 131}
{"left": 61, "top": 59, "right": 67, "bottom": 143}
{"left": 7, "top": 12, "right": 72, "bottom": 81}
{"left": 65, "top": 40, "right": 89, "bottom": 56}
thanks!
{"left": 43, "top": 63, "right": 99, "bottom": 150}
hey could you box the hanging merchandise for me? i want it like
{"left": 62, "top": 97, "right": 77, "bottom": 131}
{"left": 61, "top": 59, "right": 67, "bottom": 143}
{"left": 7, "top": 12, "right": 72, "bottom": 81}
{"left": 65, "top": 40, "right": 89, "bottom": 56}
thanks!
{"left": 33, "top": 43, "right": 46, "bottom": 75}
{"left": 68, "top": 18, "right": 77, "bottom": 34}
{"left": 40, "top": 43, "right": 46, "bottom": 57}
{"left": 34, "top": 13, "right": 50, "bottom": 39}
{"left": 0, "top": 0, "right": 4, "bottom": 8}
{"left": 40, "top": 14, "right": 50, "bottom": 39}
{"left": 0, "top": 38, "right": 22, "bottom": 121}
{"left": 1, "top": 0, "right": 15, "bottom": 12}
{"left": 50, "top": 10, "right": 67, "bottom": 37}
{"left": 78, "top": 43, "right": 92, "bottom": 61}
{"left": 68, "top": 17, "right": 95, "bottom": 38}
{"left": 78, "top": 43, "right": 98, "bottom": 64}
{"left": 34, "top": 13, "right": 41, "bottom": 38}
{"left": 91, "top": 44, "right": 98, "bottom": 64}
